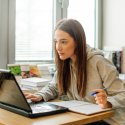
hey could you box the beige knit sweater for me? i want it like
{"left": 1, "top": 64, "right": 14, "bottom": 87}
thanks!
{"left": 36, "top": 45, "right": 125, "bottom": 125}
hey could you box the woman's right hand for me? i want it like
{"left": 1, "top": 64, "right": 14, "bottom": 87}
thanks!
{"left": 24, "top": 92, "right": 43, "bottom": 102}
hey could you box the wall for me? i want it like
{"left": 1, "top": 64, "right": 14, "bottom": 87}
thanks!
{"left": 102, "top": 0, "right": 125, "bottom": 50}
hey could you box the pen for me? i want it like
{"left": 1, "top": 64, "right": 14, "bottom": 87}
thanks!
{"left": 91, "top": 88, "right": 107, "bottom": 96}
{"left": 91, "top": 92, "right": 99, "bottom": 96}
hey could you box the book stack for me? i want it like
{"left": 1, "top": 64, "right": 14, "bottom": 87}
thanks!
{"left": 21, "top": 77, "right": 50, "bottom": 91}
{"left": 103, "top": 50, "right": 122, "bottom": 73}
{"left": 121, "top": 47, "right": 125, "bottom": 74}
{"left": 112, "top": 51, "right": 121, "bottom": 73}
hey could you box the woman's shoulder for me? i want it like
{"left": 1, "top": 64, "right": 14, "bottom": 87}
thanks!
{"left": 88, "top": 54, "right": 116, "bottom": 69}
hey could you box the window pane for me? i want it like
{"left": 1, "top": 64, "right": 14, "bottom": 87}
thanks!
{"left": 68, "top": 0, "right": 95, "bottom": 47}
{"left": 16, "top": 0, "right": 53, "bottom": 61}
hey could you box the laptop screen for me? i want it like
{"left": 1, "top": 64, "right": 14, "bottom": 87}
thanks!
{"left": 0, "top": 69, "right": 31, "bottom": 112}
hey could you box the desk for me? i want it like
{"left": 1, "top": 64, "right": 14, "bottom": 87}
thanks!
{"left": 0, "top": 108, "right": 114, "bottom": 125}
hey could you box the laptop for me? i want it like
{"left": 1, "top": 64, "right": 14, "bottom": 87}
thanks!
{"left": 0, "top": 69, "right": 68, "bottom": 118}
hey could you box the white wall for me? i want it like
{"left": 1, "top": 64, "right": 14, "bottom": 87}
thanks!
{"left": 103, "top": 0, "right": 125, "bottom": 50}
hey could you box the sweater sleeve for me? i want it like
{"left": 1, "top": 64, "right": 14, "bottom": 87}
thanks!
{"left": 35, "top": 72, "right": 59, "bottom": 101}
{"left": 97, "top": 56, "right": 125, "bottom": 109}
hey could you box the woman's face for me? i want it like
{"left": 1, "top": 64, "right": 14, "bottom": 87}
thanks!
{"left": 54, "top": 29, "right": 76, "bottom": 62}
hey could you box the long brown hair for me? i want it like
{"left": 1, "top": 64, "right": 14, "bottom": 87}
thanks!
{"left": 54, "top": 19, "right": 87, "bottom": 97}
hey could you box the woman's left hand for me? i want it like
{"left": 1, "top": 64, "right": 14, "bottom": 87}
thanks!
{"left": 93, "top": 89, "right": 112, "bottom": 109}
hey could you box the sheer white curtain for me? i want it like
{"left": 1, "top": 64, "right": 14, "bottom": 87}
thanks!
{"left": 15, "top": 0, "right": 53, "bottom": 61}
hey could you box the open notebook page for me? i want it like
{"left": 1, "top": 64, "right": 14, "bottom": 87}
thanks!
{"left": 49, "top": 100, "right": 112, "bottom": 115}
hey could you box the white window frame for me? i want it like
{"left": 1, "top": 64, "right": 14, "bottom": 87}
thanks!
{"left": 0, "top": 0, "right": 9, "bottom": 68}
{"left": 0, "top": 0, "right": 102, "bottom": 68}
{"left": 9, "top": 0, "right": 66, "bottom": 64}
{"left": 8, "top": 0, "right": 15, "bottom": 64}
{"left": 95, "top": 0, "right": 103, "bottom": 49}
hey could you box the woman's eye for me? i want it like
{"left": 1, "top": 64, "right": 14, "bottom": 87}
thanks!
{"left": 61, "top": 41, "right": 67, "bottom": 44}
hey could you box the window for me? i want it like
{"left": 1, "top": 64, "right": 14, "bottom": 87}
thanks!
{"left": 15, "top": 0, "right": 53, "bottom": 61}
{"left": 15, "top": 0, "right": 96, "bottom": 62}
{"left": 5, "top": 0, "right": 101, "bottom": 66}
{"left": 67, "top": 0, "right": 95, "bottom": 47}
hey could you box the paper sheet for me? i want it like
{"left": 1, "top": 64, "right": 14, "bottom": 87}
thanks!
{"left": 49, "top": 100, "right": 112, "bottom": 115}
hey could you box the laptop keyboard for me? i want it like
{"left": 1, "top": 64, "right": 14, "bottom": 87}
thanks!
{"left": 30, "top": 103, "right": 54, "bottom": 113}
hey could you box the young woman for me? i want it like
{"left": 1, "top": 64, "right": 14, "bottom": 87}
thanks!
{"left": 24, "top": 19, "right": 125, "bottom": 125}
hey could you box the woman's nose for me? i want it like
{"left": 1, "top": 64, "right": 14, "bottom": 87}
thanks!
{"left": 56, "top": 42, "right": 62, "bottom": 51}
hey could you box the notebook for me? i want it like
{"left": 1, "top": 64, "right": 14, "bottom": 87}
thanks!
{"left": 49, "top": 100, "right": 112, "bottom": 115}
{"left": 0, "top": 69, "right": 68, "bottom": 118}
